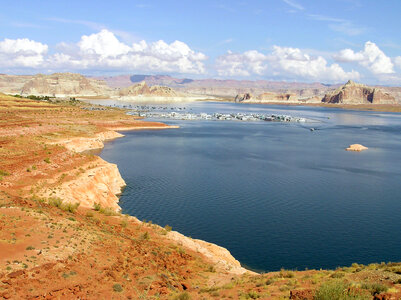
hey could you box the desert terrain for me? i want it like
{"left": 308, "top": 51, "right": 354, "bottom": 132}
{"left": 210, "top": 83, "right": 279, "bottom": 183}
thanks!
{"left": 0, "top": 93, "right": 401, "bottom": 299}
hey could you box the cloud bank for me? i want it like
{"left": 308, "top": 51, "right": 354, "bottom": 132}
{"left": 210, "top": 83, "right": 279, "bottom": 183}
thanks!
{"left": 334, "top": 41, "right": 394, "bottom": 74}
{"left": 0, "top": 31, "right": 400, "bottom": 84}
{"left": 216, "top": 46, "right": 360, "bottom": 82}
{"left": 0, "top": 30, "right": 207, "bottom": 74}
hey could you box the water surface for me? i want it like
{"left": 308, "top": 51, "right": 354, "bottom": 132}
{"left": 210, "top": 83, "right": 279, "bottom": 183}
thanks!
{"left": 98, "top": 101, "right": 401, "bottom": 272}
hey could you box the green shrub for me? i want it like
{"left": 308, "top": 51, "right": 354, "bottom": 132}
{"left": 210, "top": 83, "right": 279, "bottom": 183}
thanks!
{"left": 26, "top": 246, "right": 35, "bottom": 250}
{"left": 315, "top": 280, "right": 370, "bottom": 300}
{"left": 61, "top": 202, "right": 80, "bottom": 213}
{"left": 0, "top": 170, "right": 10, "bottom": 176}
{"left": 330, "top": 272, "right": 345, "bottom": 278}
{"left": 112, "top": 283, "right": 123, "bottom": 293}
{"left": 164, "top": 224, "right": 172, "bottom": 232}
{"left": 173, "top": 292, "right": 190, "bottom": 300}
{"left": 48, "top": 197, "right": 63, "bottom": 208}
{"left": 361, "top": 283, "right": 388, "bottom": 295}
{"left": 141, "top": 232, "right": 150, "bottom": 240}
{"left": 99, "top": 207, "right": 118, "bottom": 216}
{"left": 93, "top": 202, "right": 101, "bottom": 211}
{"left": 44, "top": 158, "right": 51, "bottom": 164}
{"left": 0, "top": 170, "right": 10, "bottom": 181}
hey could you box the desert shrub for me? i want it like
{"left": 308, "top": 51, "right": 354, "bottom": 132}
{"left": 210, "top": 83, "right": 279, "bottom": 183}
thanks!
{"left": 330, "top": 272, "right": 345, "bottom": 278}
{"left": 142, "top": 232, "right": 150, "bottom": 240}
{"left": 99, "top": 207, "right": 118, "bottom": 216}
{"left": 48, "top": 197, "right": 63, "bottom": 208}
{"left": 0, "top": 170, "right": 10, "bottom": 176}
{"left": 361, "top": 283, "right": 388, "bottom": 295}
{"left": 112, "top": 283, "right": 123, "bottom": 292}
{"left": 61, "top": 202, "right": 80, "bottom": 213}
{"left": 0, "top": 170, "right": 10, "bottom": 181}
{"left": 93, "top": 202, "right": 101, "bottom": 211}
{"left": 44, "top": 158, "right": 51, "bottom": 164}
{"left": 315, "top": 280, "right": 370, "bottom": 300}
{"left": 86, "top": 211, "right": 94, "bottom": 218}
{"left": 241, "top": 291, "right": 260, "bottom": 299}
{"left": 164, "top": 224, "right": 172, "bottom": 232}
{"left": 280, "top": 268, "right": 295, "bottom": 278}
{"left": 173, "top": 292, "right": 190, "bottom": 300}
{"left": 26, "top": 246, "right": 35, "bottom": 250}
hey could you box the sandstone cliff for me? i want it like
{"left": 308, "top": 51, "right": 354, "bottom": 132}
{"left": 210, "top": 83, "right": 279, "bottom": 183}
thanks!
{"left": 40, "top": 157, "right": 125, "bottom": 211}
{"left": 116, "top": 81, "right": 210, "bottom": 102}
{"left": 118, "top": 81, "right": 180, "bottom": 97}
{"left": 235, "top": 91, "right": 321, "bottom": 104}
{"left": 322, "top": 80, "right": 397, "bottom": 105}
{"left": 20, "top": 73, "right": 113, "bottom": 97}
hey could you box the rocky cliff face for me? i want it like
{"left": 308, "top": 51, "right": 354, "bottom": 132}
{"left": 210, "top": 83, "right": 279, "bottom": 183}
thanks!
{"left": 235, "top": 91, "right": 321, "bottom": 103}
{"left": 322, "top": 80, "right": 397, "bottom": 104}
{"left": 20, "top": 73, "right": 113, "bottom": 97}
{"left": 41, "top": 157, "right": 125, "bottom": 211}
{"left": 118, "top": 81, "right": 180, "bottom": 97}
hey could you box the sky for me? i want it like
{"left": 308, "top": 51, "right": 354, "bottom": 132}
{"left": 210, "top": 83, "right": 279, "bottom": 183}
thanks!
{"left": 1, "top": 0, "right": 401, "bottom": 84}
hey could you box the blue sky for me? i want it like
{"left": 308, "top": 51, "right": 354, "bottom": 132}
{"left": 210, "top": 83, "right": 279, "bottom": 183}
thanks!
{"left": 0, "top": 0, "right": 401, "bottom": 84}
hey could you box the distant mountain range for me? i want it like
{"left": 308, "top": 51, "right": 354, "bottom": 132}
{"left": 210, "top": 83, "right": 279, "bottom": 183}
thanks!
{"left": 0, "top": 72, "right": 400, "bottom": 104}
{"left": 93, "top": 74, "right": 335, "bottom": 98}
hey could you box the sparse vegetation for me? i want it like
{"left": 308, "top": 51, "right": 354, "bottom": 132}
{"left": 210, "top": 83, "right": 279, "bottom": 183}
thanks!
{"left": 315, "top": 280, "right": 370, "bottom": 300}
{"left": 361, "top": 282, "right": 388, "bottom": 295}
{"left": 173, "top": 292, "right": 190, "bottom": 300}
{"left": 48, "top": 197, "right": 63, "bottom": 208}
{"left": 0, "top": 170, "right": 10, "bottom": 181}
{"left": 112, "top": 283, "right": 123, "bottom": 293}
{"left": 93, "top": 202, "right": 101, "bottom": 211}
{"left": 61, "top": 202, "right": 80, "bottom": 213}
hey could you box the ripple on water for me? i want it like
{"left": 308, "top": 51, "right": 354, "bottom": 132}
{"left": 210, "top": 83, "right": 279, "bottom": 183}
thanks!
{"left": 102, "top": 103, "right": 401, "bottom": 271}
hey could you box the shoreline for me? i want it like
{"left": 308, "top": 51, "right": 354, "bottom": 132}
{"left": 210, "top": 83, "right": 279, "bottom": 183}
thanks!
{"left": 238, "top": 100, "right": 401, "bottom": 113}
{"left": 91, "top": 124, "right": 253, "bottom": 275}
{"left": 1, "top": 94, "right": 401, "bottom": 298}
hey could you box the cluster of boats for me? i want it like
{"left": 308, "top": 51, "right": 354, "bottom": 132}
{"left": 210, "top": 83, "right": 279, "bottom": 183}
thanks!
{"left": 129, "top": 111, "right": 307, "bottom": 123}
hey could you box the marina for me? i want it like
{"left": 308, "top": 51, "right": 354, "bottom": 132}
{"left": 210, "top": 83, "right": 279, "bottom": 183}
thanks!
{"left": 128, "top": 110, "right": 307, "bottom": 123}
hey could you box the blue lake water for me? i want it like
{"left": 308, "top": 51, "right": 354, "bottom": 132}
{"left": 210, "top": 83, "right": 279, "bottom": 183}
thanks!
{"left": 97, "top": 101, "right": 401, "bottom": 272}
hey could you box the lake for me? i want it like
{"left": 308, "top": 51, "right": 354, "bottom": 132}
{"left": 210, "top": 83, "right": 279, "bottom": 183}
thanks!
{"left": 97, "top": 101, "right": 401, "bottom": 272}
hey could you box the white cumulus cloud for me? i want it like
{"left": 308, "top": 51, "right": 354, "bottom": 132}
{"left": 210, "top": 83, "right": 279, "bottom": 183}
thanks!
{"left": 334, "top": 41, "right": 394, "bottom": 74}
{"left": 216, "top": 46, "right": 359, "bottom": 82}
{"left": 216, "top": 50, "right": 268, "bottom": 76}
{"left": 394, "top": 56, "right": 401, "bottom": 69}
{"left": 0, "top": 30, "right": 207, "bottom": 75}
{"left": 0, "top": 38, "right": 48, "bottom": 67}
{"left": 54, "top": 30, "right": 208, "bottom": 74}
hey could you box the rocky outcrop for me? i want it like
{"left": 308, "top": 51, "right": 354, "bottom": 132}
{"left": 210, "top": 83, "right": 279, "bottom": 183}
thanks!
{"left": 235, "top": 93, "right": 252, "bottom": 102}
{"left": 235, "top": 91, "right": 313, "bottom": 103}
{"left": 41, "top": 157, "right": 125, "bottom": 211}
{"left": 118, "top": 214, "right": 252, "bottom": 275}
{"left": 51, "top": 130, "right": 124, "bottom": 153}
{"left": 118, "top": 81, "right": 180, "bottom": 97}
{"left": 116, "top": 81, "right": 209, "bottom": 102}
{"left": 257, "top": 92, "right": 297, "bottom": 101}
{"left": 20, "top": 73, "right": 113, "bottom": 97}
{"left": 166, "top": 230, "right": 249, "bottom": 275}
{"left": 322, "top": 80, "right": 397, "bottom": 105}
{"left": 346, "top": 144, "right": 368, "bottom": 152}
